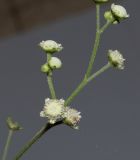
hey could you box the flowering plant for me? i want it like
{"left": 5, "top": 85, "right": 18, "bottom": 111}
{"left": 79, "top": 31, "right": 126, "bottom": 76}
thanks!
{"left": 1, "top": 1, "right": 129, "bottom": 160}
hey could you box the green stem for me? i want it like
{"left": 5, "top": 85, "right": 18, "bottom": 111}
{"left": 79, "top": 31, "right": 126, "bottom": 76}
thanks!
{"left": 65, "top": 78, "right": 87, "bottom": 106}
{"left": 88, "top": 63, "right": 111, "bottom": 82}
{"left": 65, "top": 63, "right": 111, "bottom": 106}
{"left": 100, "top": 21, "right": 112, "bottom": 34}
{"left": 2, "top": 130, "right": 13, "bottom": 160}
{"left": 13, "top": 122, "right": 62, "bottom": 160}
{"left": 65, "top": 4, "right": 113, "bottom": 106}
{"left": 47, "top": 54, "right": 56, "bottom": 99}
{"left": 85, "top": 4, "right": 101, "bottom": 78}
{"left": 47, "top": 76, "right": 56, "bottom": 99}
{"left": 65, "top": 4, "right": 101, "bottom": 106}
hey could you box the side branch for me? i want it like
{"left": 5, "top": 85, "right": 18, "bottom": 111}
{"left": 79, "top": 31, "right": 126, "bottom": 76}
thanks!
{"left": 65, "top": 63, "right": 111, "bottom": 106}
{"left": 13, "top": 122, "right": 62, "bottom": 160}
{"left": 1, "top": 130, "right": 13, "bottom": 160}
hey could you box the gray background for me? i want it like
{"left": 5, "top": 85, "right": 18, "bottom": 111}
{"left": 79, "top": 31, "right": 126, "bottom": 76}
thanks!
{"left": 0, "top": 0, "right": 139, "bottom": 160}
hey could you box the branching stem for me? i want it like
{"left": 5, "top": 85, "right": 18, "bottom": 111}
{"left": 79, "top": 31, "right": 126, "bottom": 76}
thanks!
{"left": 65, "top": 63, "right": 111, "bottom": 106}
{"left": 13, "top": 122, "right": 62, "bottom": 160}
{"left": 85, "top": 4, "right": 101, "bottom": 78}
{"left": 12, "top": 3, "right": 113, "bottom": 160}
{"left": 65, "top": 4, "right": 112, "bottom": 106}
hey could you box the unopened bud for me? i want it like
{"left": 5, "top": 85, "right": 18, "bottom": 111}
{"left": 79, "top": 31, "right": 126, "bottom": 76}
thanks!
{"left": 7, "top": 117, "right": 22, "bottom": 131}
{"left": 41, "top": 63, "right": 51, "bottom": 74}
{"left": 49, "top": 57, "right": 62, "bottom": 69}
{"left": 94, "top": 0, "right": 109, "bottom": 3}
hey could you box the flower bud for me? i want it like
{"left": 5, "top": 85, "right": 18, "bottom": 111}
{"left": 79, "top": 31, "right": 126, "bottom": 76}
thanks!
{"left": 94, "top": 0, "right": 109, "bottom": 3}
{"left": 39, "top": 40, "right": 63, "bottom": 53}
{"left": 49, "top": 57, "right": 62, "bottom": 69}
{"left": 41, "top": 63, "right": 51, "bottom": 74}
{"left": 104, "top": 11, "right": 115, "bottom": 23}
{"left": 108, "top": 50, "right": 125, "bottom": 70}
{"left": 7, "top": 117, "right": 22, "bottom": 131}
{"left": 111, "top": 4, "right": 129, "bottom": 21}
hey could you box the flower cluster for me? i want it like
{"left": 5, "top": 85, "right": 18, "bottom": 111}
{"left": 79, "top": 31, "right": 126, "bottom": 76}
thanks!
{"left": 39, "top": 2, "right": 128, "bottom": 131}
{"left": 111, "top": 4, "right": 129, "bottom": 20}
{"left": 39, "top": 40, "right": 63, "bottom": 74}
{"left": 40, "top": 98, "right": 81, "bottom": 129}
{"left": 39, "top": 40, "right": 63, "bottom": 53}
{"left": 108, "top": 50, "right": 125, "bottom": 70}
{"left": 40, "top": 98, "right": 65, "bottom": 124}
{"left": 64, "top": 107, "right": 81, "bottom": 129}
{"left": 104, "top": 3, "right": 129, "bottom": 23}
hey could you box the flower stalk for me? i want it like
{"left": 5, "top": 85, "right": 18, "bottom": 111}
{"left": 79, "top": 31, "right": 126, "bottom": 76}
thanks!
{"left": 85, "top": 4, "right": 101, "bottom": 78}
{"left": 65, "top": 63, "right": 111, "bottom": 106}
{"left": 65, "top": 4, "right": 112, "bottom": 106}
{"left": 2, "top": 130, "right": 13, "bottom": 160}
{"left": 13, "top": 121, "right": 62, "bottom": 160}
{"left": 100, "top": 21, "right": 112, "bottom": 33}
{"left": 47, "top": 53, "right": 56, "bottom": 99}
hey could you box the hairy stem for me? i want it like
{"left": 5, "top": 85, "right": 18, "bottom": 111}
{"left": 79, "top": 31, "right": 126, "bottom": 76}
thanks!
{"left": 85, "top": 4, "right": 101, "bottom": 78}
{"left": 47, "top": 53, "right": 56, "bottom": 99}
{"left": 65, "top": 63, "right": 111, "bottom": 106}
{"left": 2, "top": 130, "right": 13, "bottom": 160}
{"left": 13, "top": 122, "right": 62, "bottom": 160}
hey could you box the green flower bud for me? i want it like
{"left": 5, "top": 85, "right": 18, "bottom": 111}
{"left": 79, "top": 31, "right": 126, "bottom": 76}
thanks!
{"left": 49, "top": 57, "right": 62, "bottom": 69}
{"left": 93, "top": 0, "right": 109, "bottom": 3}
{"left": 7, "top": 117, "right": 22, "bottom": 131}
{"left": 104, "top": 11, "right": 115, "bottom": 22}
{"left": 41, "top": 63, "right": 51, "bottom": 74}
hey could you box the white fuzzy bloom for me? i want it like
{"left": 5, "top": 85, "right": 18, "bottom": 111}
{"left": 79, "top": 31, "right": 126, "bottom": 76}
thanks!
{"left": 64, "top": 107, "right": 81, "bottom": 129}
{"left": 108, "top": 50, "right": 125, "bottom": 70}
{"left": 39, "top": 40, "right": 63, "bottom": 53}
{"left": 111, "top": 4, "right": 129, "bottom": 19}
{"left": 40, "top": 98, "right": 65, "bottom": 124}
{"left": 49, "top": 57, "right": 62, "bottom": 69}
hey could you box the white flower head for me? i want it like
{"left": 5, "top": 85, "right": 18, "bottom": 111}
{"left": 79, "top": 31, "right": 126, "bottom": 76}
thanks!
{"left": 49, "top": 57, "right": 62, "bottom": 69}
{"left": 64, "top": 107, "right": 81, "bottom": 129}
{"left": 108, "top": 50, "right": 125, "bottom": 70}
{"left": 39, "top": 40, "right": 63, "bottom": 53}
{"left": 40, "top": 98, "right": 65, "bottom": 124}
{"left": 111, "top": 4, "right": 129, "bottom": 20}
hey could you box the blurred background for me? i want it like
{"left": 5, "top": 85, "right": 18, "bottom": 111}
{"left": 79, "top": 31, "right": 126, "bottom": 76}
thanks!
{"left": 0, "top": 0, "right": 140, "bottom": 160}
{"left": 0, "top": 0, "right": 92, "bottom": 37}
